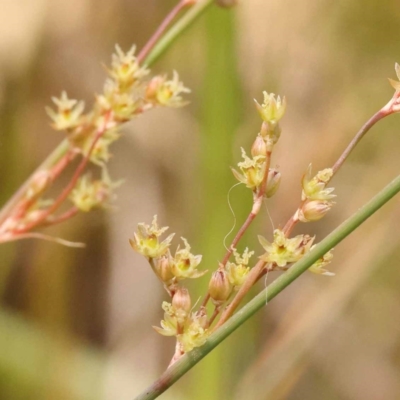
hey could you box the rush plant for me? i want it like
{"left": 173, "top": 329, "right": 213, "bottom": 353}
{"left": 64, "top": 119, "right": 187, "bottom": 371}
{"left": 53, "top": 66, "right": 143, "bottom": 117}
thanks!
{"left": 0, "top": 1, "right": 399, "bottom": 400}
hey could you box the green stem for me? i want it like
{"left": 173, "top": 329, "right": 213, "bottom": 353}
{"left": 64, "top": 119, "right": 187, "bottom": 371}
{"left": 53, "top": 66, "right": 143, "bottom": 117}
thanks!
{"left": 134, "top": 173, "right": 400, "bottom": 400}
{"left": 0, "top": 0, "right": 214, "bottom": 226}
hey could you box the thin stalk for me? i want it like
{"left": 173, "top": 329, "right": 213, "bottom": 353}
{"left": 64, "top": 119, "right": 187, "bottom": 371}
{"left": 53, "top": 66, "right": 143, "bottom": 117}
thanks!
{"left": 138, "top": 0, "right": 194, "bottom": 63}
{"left": 142, "top": 0, "right": 214, "bottom": 67}
{"left": 135, "top": 173, "right": 400, "bottom": 400}
{"left": 283, "top": 92, "right": 400, "bottom": 236}
{"left": 202, "top": 150, "right": 272, "bottom": 311}
{"left": 0, "top": 0, "right": 214, "bottom": 228}
{"left": 13, "top": 112, "right": 111, "bottom": 234}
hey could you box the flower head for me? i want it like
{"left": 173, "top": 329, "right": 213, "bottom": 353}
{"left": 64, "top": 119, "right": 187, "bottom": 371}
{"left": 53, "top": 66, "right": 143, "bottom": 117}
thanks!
{"left": 46, "top": 91, "right": 85, "bottom": 131}
{"left": 154, "top": 304, "right": 209, "bottom": 353}
{"left": 145, "top": 71, "right": 190, "bottom": 107}
{"left": 178, "top": 312, "right": 209, "bottom": 353}
{"left": 259, "top": 229, "right": 314, "bottom": 267}
{"left": 69, "top": 171, "right": 120, "bottom": 212}
{"left": 231, "top": 148, "right": 266, "bottom": 190}
{"left": 302, "top": 164, "right": 335, "bottom": 201}
{"left": 171, "top": 238, "right": 205, "bottom": 280}
{"left": 254, "top": 91, "right": 286, "bottom": 126}
{"left": 153, "top": 301, "right": 180, "bottom": 337}
{"left": 226, "top": 248, "right": 254, "bottom": 289}
{"left": 129, "top": 215, "right": 174, "bottom": 259}
{"left": 108, "top": 45, "right": 148, "bottom": 91}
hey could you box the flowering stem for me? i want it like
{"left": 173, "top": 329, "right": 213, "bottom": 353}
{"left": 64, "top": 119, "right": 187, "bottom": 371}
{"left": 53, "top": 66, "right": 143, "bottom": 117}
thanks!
{"left": 0, "top": 0, "right": 214, "bottom": 232}
{"left": 135, "top": 172, "right": 400, "bottom": 400}
{"left": 332, "top": 107, "right": 388, "bottom": 175}
{"left": 212, "top": 260, "right": 265, "bottom": 330}
{"left": 13, "top": 112, "right": 111, "bottom": 234}
{"left": 138, "top": 0, "right": 195, "bottom": 63}
{"left": 202, "top": 150, "right": 272, "bottom": 310}
{"left": 283, "top": 92, "right": 400, "bottom": 237}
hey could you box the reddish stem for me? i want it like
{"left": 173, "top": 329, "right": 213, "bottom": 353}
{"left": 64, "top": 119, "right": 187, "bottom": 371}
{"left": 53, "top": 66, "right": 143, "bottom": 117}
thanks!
{"left": 42, "top": 207, "right": 79, "bottom": 227}
{"left": 14, "top": 112, "right": 112, "bottom": 234}
{"left": 202, "top": 150, "right": 272, "bottom": 309}
{"left": 138, "top": 0, "right": 194, "bottom": 64}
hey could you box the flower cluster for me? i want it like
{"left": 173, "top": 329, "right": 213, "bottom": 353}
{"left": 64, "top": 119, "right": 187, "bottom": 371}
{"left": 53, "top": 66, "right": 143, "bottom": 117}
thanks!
{"left": 69, "top": 171, "right": 121, "bottom": 212}
{"left": 154, "top": 296, "right": 209, "bottom": 353}
{"left": 146, "top": 71, "right": 191, "bottom": 107}
{"left": 231, "top": 148, "right": 281, "bottom": 195}
{"left": 295, "top": 164, "right": 336, "bottom": 223}
{"left": 46, "top": 92, "right": 85, "bottom": 131}
{"left": 254, "top": 91, "right": 286, "bottom": 127}
{"left": 130, "top": 217, "right": 209, "bottom": 355}
{"left": 259, "top": 229, "right": 314, "bottom": 268}
{"left": 45, "top": 45, "right": 190, "bottom": 214}
{"left": 129, "top": 216, "right": 206, "bottom": 290}
{"left": 208, "top": 248, "right": 254, "bottom": 305}
{"left": 254, "top": 91, "right": 286, "bottom": 144}
{"left": 129, "top": 215, "right": 175, "bottom": 259}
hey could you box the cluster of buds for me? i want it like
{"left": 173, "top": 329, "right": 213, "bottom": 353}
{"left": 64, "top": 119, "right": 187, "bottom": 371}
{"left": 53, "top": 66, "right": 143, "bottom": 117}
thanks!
{"left": 258, "top": 229, "right": 334, "bottom": 275}
{"left": 259, "top": 229, "right": 314, "bottom": 268}
{"left": 208, "top": 248, "right": 254, "bottom": 305}
{"left": 129, "top": 216, "right": 206, "bottom": 291}
{"left": 294, "top": 165, "right": 336, "bottom": 223}
{"left": 130, "top": 216, "right": 209, "bottom": 354}
{"left": 154, "top": 292, "right": 209, "bottom": 353}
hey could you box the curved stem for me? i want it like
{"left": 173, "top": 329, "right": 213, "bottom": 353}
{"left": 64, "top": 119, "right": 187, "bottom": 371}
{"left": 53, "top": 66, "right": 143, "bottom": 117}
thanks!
{"left": 283, "top": 93, "right": 399, "bottom": 237}
{"left": 331, "top": 109, "right": 386, "bottom": 175}
{"left": 135, "top": 172, "right": 400, "bottom": 400}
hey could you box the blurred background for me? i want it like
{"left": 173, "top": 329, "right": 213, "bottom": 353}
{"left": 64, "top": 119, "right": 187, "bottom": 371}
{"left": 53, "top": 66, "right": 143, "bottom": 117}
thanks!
{"left": 1, "top": 0, "right": 400, "bottom": 399}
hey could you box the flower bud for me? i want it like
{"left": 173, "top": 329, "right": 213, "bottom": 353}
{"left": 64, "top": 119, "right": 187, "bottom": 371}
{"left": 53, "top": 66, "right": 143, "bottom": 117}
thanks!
{"left": 172, "top": 287, "right": 191, "bottom": 314}
{"left": 297, "top": 200, "right": 334, "bottom": 222}
{"left": 154, "top": 256, "right": 174, "bottom": 283}
{"left": 208, "top": 269, "right": 232, "bottom": 305}
{"left": 265, "top": 168, "right": 281, "bottom": 198}
{"left": 251, "top": 135, "right": 268, "bottom": 157}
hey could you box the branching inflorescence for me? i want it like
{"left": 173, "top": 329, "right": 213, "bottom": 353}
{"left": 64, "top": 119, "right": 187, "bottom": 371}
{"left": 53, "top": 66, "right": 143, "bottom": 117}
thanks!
{"left": 0, "top": 45, "right": 189, "bottom": 246}
{"left": 130, "top": 63, "right": 400, "bottom": 367}
{"left": 1, "top": 0, "right": 400, "bottom": 396}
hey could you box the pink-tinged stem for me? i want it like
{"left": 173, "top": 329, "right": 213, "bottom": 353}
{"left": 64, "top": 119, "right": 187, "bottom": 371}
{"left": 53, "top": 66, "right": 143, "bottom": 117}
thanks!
{"left": 13, "top": 112, "right": 112, "bottom": 234}
{"left": 284, "top": 93, "right": 400, "bottom": 238}
{"left": 138, "top": 0, "right": 195, "bottom": 64}
{"left": 42, "top": 207, "right": 79, "bottom": 227}
{"left": 202, "top": 150, "right": 272, "bottom": 309}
